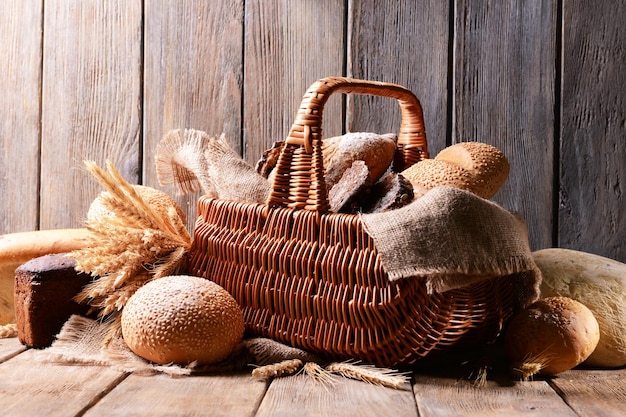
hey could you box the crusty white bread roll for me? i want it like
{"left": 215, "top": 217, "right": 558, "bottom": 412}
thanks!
{"left": 323, "top": 132, "right": 397, "bottom": 191}
{"left": 504, "top": 296, "right": 600, "bottom": 376}
{"left": 257, "top": 133, "right": 398, "bottom": 190}
{"left": 402, "top": 141, "right": 510, "bottom": 199}
{"left": 0, "top": 228, "right": 94, "bottom": 325}
{"left": 121, "top": 275, "right": 245, "bottom": 365}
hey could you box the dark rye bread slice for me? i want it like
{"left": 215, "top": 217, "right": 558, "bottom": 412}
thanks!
{"left": 14, "top": 253, "right": 92, "bottom": 348}
{"left": 329, "top": 163, "right": 415, "bottom": 214}
{"left": 255, "top": 140, "right": 284, "bottom": 178}
{"left": 328, "top": 160, "right": 370, "bottom": 213}
{"left": 364, "top": 172, "right": 414, "bottom": 213}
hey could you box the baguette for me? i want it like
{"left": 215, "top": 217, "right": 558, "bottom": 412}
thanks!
{"left": 0, "top": 228, "right": 94, "bottom": 325}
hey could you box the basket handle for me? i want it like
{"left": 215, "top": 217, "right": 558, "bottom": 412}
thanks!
{"left": 267, "top": 76, "right": 428, "bottom": 212}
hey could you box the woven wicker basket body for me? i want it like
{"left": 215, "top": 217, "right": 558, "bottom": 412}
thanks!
{"left": 187, "top": 77, "right": 517, "bottom": 367}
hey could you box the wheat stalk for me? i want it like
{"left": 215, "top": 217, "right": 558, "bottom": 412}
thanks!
{"left": 0, "top": 323, "right": 17, "bottom": 338}
{"left": 302, "top": 362, "right": 336, "bottom": 388}
{"left": 325, "top": 361, "right": 410, "bottom": 389}
{"left": 68, "top": 160, "right": 192, "bottom": 343}
{"left": 251, "top": 359, "right": 304, "bottom": 378}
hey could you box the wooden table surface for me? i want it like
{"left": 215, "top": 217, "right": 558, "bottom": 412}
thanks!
{"left": 1, "top": 337, "right": 625, "bottom": 417}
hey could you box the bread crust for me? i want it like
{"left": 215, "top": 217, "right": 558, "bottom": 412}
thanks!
{"left": 402, "top": 142, "right": 510, "bottom": 199}
{"left": 1, "top": 229, "right": 93, "bottom": 325}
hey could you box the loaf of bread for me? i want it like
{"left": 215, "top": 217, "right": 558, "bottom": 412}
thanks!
{"left": 323, "top": 132, "right": 397, "bottom": 190}
{"left": 328, "top": 164, "right": 414, "bottom": 214}
{"left": 364, "top": 173, "right": 414, "bottom": 213}
{"left": 121, "top": 275, "right": 245, "bottom": 365}
{"left": 0, "top": 228, "right": 93, "bottom": 325}
{"left": 328, "top": 160, "right": 370, "bottom": 213}
{"left": 14, "top": 253, "right": 93, "bottom": 348}
{"left": 402, "top": 141, "right": 510, "bottom": 199}
{"left": 256, "top": 133, "right": 398, "bottom": 193}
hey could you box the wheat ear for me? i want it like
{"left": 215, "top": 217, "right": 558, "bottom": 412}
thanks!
{"left": 325, "top": 361, "right": 409, "bottom": 389}
{"left": 251, "top": 359, "right": 304, "bottom": 378}
{"left": 68, "top": 160, "right": 192, "bottom": 344}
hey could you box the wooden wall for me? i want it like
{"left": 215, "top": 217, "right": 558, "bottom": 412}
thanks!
{"left": 1, "top": 1, "right": 624, "bottom": 262}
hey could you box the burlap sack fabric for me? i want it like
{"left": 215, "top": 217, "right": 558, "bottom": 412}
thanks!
{"left": 43, "top": 314, "right": 318, "bottom": 376}
{"left": 361, "top": 186, "right": 541, "bottom": 306}
{"left": 156, "top": 129, "right": 270, "bottom": 203}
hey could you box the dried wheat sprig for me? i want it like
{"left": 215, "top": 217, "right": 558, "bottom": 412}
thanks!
{"left": 151, "top": 246, "right": 188, "bottom": 280}
{"left": 84, "top": 161, "right": 165, "bottom": 232}
{"left": 94, "top": 275, "right": 153, "bottom": 316}
{"left": 104, "top": 160, "right": 188, "bottom": 239}
{"left": 470, "top": 365, "right": 489, "bottom": 387}
{"left": 75, "top": 247, "right": 146, "bottom": 286}
{"left": 68, "top": 160, "right": 192, "bottom": 325}
{"left": 0, "top": 323, "right": 17, "bottom": 338}
{"left": 100, "top": 313, "right": 124, "bottom": 349}
{"left": 95, "top": 197, "right": 154, "bottom": 230}
{"left": 301, "top": 362, "right": 335, "bottom": 387}
{"left": 325, "top": 361, "right": 410, "bottom": 389}
{"left": 167, "top": 206, "right": 192, "bottom": 243}
{"left": 83, "top": 162, "right": 192, "bottom": 251}
{"left": 86, "top": 214, "right": 188, "bottom": 250}
{"left": 251, "top": 359, "right": 303, "bottom": 378}
{"left": 511, "top": 346, "right": 556, "bottom": 381}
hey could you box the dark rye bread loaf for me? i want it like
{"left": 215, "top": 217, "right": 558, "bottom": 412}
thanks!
{"left": 14, "top": 253, "right": 92, "bottom": 348}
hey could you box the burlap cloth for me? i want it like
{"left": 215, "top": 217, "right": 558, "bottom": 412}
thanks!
{"left": 361, "top": 185, "right": 541, "bottom": 306}
{"left": 42, "top": 315, "right": 319, "bottom": 376}
{"left": 155, "top": 129, "right": 270, "bottom": 203}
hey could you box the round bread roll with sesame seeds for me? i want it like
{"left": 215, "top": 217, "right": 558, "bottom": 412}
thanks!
{"left": 121, "top": 275, "right": 245, "bottom": 365}
{"left": 402, "top": 142, "right": 510, "bottom": 199}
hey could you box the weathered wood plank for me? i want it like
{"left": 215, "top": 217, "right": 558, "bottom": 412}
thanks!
{"left": 0, "top": 337, "right": 25, "bottom": 363}
{"left": 255, "top": 373, "right": 418, "bottom": 417}
{"left": 348, "top": 0, "right": 450, "bottom": 155}
{"left": 84, "top": 372, "right": 268, "bottom": 417}
{"left": 243, "top": 0, "right": 345, "bottom": 165}
{"left": 40, "top": 0, "right": 143, "bottom": 229}
{"left": 413, "top": 373, "right": 577, "bottom": 417}
{"left": 559, "top": 1, "right": 626, "bottom": 262}
{"left": 453, "top": 0, "right": 557, "bottom": 251}
{"left": 143, "top": 0, "right": 244, "bottom": 230}
{"left": 549, "top": 369, "right": 626, "bottom": 417}
{"left": 0, "top": 1, "right": 42, "bottom": 234}
{"left": 0, "top": 348, "right": 126, "bottom": 417}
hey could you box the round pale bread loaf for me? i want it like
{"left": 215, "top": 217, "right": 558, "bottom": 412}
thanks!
{"left": 322, "top": 132, "right": 397, "bottom": 190}
{"left": 121, "top": 275, "right": 244, "bottom": 365}
{"left": 402, "top": 142, "right": 509, "bottom": 199}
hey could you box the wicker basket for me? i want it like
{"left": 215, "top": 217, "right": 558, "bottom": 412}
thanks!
{"left": 187, "top": 77, "right": 517, "bottom": 367}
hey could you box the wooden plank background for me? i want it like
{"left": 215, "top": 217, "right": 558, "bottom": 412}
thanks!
{"left": 1, "top": 0, "right": 624, "bottom": 262}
